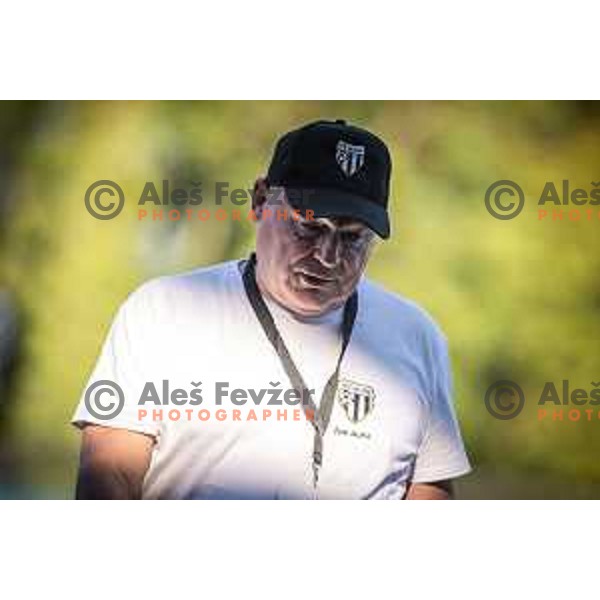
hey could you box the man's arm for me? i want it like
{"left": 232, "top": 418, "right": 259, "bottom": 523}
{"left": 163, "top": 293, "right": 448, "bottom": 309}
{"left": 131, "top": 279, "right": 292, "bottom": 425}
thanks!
{"left": 405, "top": 480, "right": 454, "bottom": 500}
{"left": 75, "top": 425, "right": 155, "bottom": 500}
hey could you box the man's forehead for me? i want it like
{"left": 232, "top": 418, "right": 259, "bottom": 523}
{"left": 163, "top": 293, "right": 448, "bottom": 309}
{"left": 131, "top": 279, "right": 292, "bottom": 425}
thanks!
{"left": 272, "top": 187, "right": 373, "bottom": 233}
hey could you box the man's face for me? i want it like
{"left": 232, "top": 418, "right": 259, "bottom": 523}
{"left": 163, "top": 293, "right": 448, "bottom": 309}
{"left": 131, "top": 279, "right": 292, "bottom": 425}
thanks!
{"left": 254, "top": 185, "right": 376, "bottom": 317}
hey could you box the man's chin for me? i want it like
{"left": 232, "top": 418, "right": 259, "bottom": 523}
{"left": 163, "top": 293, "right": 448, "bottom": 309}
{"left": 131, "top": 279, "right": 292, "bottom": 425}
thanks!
{"left": 284, "top": 287, "right": 343, "bottom": 318}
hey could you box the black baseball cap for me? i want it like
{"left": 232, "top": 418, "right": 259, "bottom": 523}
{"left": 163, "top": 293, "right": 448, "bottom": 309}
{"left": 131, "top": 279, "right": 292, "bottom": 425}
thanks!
{"left": 266, "top": 119, "right": 392, "bottom": 239}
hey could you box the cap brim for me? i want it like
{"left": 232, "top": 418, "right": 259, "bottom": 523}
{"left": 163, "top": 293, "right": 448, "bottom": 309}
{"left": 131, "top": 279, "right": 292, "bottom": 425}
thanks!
{"left": 286, "top": 187, "right": 390, "bottom": 239}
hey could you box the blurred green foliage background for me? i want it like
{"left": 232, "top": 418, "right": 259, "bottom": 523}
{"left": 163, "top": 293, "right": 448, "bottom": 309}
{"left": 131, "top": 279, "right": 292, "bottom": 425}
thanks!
{"left": 1, "top": 100, "right": 599, "bottom": 499}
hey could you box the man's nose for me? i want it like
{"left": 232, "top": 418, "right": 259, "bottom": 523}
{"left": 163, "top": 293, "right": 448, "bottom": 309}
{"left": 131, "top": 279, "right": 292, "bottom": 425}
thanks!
{"left": 314, "top": 232, "right": 341, "bottom": 268}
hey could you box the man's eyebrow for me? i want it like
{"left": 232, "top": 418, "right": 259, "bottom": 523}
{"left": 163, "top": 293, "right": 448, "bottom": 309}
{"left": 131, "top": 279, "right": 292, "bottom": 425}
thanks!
{"left": 332, "top": 220, "right": 372, "bottom": 233}
{"left": 340, "top": 222, "right": 369, "bottom": 231}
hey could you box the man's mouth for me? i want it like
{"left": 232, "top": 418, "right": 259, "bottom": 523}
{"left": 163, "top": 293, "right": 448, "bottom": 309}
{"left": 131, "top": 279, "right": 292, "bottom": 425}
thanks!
{"left": 295, "top": 270, "right": 335, "bottom": 288}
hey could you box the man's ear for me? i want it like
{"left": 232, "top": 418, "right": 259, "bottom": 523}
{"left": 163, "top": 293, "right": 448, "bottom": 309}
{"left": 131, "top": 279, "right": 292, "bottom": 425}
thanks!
{"left": 252, "top": 176, "right": 269, "bottom": 218}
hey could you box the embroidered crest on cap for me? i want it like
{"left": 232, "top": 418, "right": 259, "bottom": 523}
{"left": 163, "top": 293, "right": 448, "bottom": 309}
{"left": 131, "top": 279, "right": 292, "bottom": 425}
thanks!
{"left": 335, "top": 140, "right": 365, "bottom": 177}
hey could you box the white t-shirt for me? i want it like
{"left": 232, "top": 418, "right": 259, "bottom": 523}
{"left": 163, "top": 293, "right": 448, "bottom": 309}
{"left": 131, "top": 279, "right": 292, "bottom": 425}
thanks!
{"left": 72, "top": 258, "right": 471, "bottom": 499}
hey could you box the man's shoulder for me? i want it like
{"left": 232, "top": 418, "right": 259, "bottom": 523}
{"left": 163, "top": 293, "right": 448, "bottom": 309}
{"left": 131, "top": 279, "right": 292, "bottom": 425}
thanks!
{"left": 121, "top": 259, "right": 240, "bottom": 315}
{"left": 359, "top": 277, "right": 447, "bottom": 345}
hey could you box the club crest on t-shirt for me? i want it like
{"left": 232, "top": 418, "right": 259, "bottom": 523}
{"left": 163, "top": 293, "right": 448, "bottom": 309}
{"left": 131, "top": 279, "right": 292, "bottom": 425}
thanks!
{"left": 337, "top": 379, "right": 376, "bottom": 423}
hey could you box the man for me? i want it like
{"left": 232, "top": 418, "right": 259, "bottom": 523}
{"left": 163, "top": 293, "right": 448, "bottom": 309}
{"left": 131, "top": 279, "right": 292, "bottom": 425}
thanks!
{"left": 72, "top": 119, "right": 471, "bottom": 499}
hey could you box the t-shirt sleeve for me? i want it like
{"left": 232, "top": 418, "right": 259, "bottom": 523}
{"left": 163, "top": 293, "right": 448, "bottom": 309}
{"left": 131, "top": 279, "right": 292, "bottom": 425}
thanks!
{"left": 71, "top": 282, "right": 161, "bottom": 438}
{"left": 411, "top": 327, "right": 472, "bottom": 483}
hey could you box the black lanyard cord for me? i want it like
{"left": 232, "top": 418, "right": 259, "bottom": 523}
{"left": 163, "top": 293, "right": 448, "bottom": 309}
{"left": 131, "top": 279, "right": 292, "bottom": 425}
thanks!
{"left": 241, "top": 253, "right": 358, "bottom": 489}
